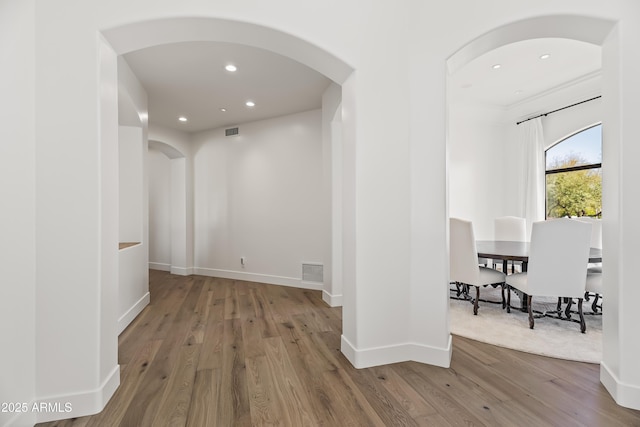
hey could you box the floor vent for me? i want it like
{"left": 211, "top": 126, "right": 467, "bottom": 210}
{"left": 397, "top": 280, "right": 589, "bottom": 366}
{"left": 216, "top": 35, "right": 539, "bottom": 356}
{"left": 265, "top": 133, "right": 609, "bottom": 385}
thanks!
{"left": 302, "top": 263, "right": 323, "bottom": 283}
{"left": 225, "top": 127, "right": 239, "bottom": 136}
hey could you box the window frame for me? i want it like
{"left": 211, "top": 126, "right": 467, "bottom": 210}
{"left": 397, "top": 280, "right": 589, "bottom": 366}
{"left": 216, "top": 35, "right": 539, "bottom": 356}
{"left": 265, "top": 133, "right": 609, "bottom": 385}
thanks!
{"left": 544, "top": 123, "right": 602, "bottom": 218}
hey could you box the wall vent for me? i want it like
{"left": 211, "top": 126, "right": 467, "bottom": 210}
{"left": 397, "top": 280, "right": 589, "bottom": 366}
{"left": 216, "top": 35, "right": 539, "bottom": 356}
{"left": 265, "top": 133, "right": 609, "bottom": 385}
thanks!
{"left": 225, "top": 127, "right": 239, "bottom": 136}
{"left": 302, "top": 262, "right": 323, "bottom": 283}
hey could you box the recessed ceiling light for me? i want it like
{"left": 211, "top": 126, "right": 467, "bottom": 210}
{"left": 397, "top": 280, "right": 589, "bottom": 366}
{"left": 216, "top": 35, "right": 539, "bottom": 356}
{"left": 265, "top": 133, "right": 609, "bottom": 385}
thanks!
{"left": 178, "top": 116, "right": 188, "bottom": 122}
{"left": 540, "top": 54, "right": 551, "bottom": 60}
{"left": 492, "top": 64, "right": 501, "bottom": 69}
{"left": 245, "top": 101, "right": 255, "bottom": 107}
{"left": 220, "top": 108, "right": 227, "bottom": 112}
{"left": 225, "top": 64, "right": 237, "bottom": 72}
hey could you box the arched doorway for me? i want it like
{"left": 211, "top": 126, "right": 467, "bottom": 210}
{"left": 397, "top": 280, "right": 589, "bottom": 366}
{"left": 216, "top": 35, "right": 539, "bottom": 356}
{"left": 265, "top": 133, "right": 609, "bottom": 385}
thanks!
{"left": 445, "top": 14, "right": 638, "bottom": 408}
{"left": 100, "top": 13, "right": 356, "bottom": 373}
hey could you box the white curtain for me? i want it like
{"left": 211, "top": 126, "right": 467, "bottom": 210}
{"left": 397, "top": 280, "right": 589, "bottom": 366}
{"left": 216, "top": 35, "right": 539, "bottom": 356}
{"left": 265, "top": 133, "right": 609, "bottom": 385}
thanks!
{"left": 520, "top": 117, "right": 545, "bottom": 238}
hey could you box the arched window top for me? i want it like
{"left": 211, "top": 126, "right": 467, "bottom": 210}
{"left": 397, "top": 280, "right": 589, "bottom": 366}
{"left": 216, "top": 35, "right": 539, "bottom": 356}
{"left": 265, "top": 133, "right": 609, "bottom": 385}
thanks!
{"left": 545, "top": 124, "right": 602, "bottom": 219}
{"left": 546, "top": 124, "right": 602, "bottom": 172}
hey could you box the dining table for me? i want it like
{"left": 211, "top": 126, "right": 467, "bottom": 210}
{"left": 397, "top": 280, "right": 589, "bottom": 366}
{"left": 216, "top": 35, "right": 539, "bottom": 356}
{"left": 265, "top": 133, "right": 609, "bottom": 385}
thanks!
{"left": 476, "top": 240, "right": 603, "bottom": 310}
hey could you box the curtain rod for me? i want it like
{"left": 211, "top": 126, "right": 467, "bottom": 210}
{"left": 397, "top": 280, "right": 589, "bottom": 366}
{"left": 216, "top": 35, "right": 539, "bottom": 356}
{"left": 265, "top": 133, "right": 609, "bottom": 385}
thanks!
{"left": 516, "top": 95, "right": 602, "bottom": 125}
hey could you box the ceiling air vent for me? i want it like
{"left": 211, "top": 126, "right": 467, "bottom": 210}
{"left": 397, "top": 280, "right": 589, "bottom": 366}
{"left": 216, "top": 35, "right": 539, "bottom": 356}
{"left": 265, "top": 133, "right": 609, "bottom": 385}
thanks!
{"left": 225, "top": 127, "right": 239, "bottom": 137}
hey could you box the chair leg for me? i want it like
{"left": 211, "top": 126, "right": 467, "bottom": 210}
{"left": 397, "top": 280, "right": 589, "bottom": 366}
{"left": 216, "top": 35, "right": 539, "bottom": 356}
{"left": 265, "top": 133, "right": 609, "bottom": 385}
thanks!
{"left": 454, "top": 282, "right": 462, "bottom": 297}
{"left": 528, "top": 295, "right": 534, "bottom": 329}
{"left": 591, "top": 293, "right": 601, "bottom": 313}
{"left": 501, "top": 284, "right": 506, "bottom": 309}
{"left": 506, "top": 286, "right": 511, "bottom": 313}
{"left": 565, "top": 298, "right": 573, "bottom": 319}
{"left": 556, "top": 297, "right": 562, "bottom": 318}
{"left": 473, "top": 286, "right": 479, "bottom": 315}
{"left": 578, "top": 298, "right": 586, "bottom": 333}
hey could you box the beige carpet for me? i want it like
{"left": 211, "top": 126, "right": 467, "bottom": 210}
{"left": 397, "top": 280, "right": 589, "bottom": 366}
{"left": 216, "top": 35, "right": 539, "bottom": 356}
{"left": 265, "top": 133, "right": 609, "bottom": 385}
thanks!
{"left": 450, "top": 285, "right": 602, "bottom": 364}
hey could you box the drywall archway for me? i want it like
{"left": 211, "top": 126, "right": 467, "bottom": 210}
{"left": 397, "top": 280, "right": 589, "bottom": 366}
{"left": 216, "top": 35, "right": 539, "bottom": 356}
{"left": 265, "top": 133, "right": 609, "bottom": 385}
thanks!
{"left": 100, "top": 13, "right": 356, "bottom": 371}
{"left": 445, "top": 14, "right": 640, "bottom": 409}
{"left": 102, "top": 15, "right": 354, "bottom": 283}
{"left": 149, "top": 139, "right": 184, "bottom": 160}
{"left": 447, "top": 15, "right": 614, "bottom": 74}
{"left": 102, "top": 17, "right": 353, "bottom": 84}
{"left": 147, "top": 139, "right": 191, "bottom": 276}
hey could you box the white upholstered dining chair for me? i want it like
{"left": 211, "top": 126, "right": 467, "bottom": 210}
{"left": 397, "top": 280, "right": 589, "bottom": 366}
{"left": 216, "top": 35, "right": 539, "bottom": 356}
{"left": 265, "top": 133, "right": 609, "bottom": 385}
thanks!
{"left": 506, "top": 218, "right": 592, "bottom": 332}
{"left": 574, "top": 216, "right": 603, "bottom": 313}
{"left": 494, "top": 216, "right": 527, "bottom": 273}
{"left": 585, "top": 268, "right": 603, "bottom": 313}
{"left": 573, "top": 216, "right": 602, "bottom": 251}
{"left": 450, "top": 218, "right": 506, "bottom": 315}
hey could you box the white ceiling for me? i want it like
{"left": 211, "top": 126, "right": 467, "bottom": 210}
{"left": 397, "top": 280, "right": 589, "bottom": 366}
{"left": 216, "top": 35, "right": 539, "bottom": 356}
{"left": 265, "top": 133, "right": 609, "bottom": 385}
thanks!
{"left": 122, "top": 38, "right": 601, "bottom": 134}
{"left": 450, "top": 38, "right": 602, "bottom": 108}
{"left": 123, "top": 41, "right": 332, "bottom": 133}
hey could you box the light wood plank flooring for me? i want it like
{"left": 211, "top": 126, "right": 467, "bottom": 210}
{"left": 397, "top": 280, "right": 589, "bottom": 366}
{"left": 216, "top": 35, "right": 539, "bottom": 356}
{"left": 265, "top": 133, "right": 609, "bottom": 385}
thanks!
{"left": 37, "top": 270, "right": 640, "bottom": 426}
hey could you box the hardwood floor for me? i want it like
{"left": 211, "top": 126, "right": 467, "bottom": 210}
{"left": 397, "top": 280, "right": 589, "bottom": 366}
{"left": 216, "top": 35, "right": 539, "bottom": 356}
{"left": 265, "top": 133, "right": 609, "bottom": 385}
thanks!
{"left": 37, "top": 270, "right": 640, "bottom": 426}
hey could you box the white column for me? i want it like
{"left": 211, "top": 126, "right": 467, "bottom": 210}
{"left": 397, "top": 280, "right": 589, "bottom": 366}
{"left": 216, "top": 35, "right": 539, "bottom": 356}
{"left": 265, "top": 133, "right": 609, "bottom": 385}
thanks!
{"left": 170, "top": 157, "right": 190, "bottom": 275}
{"left": 600, "top": 16, "right": 640, "bottom": 410}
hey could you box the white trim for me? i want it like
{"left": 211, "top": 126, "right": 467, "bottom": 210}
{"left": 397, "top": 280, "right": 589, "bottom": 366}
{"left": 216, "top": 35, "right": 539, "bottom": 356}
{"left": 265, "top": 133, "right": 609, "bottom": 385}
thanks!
{"left": 4, "top": 406, "right": 36, "bottom": 427}
{"left": 601, "top": 361, "right": 640, "bottom": 410}
{"left": 509, "top": 70, "right": 602, "bottom": 111}
{"left": 301, "top": 280, "right": 323, "bottom": 289}
{"left": 194, "top": 267, "right": 322, "bottom": 290}
{"left": 148, "top": 262, "right": 171, "bottom": 271}
{"left": 322, "top": 290, "right": 343, "bottom": 307}
{"left": 117, "top": 292, "right": 150, "bottom": 335}
{"left": 340, "top": 334, "right": 452, "bottom": 369}
{"left": 35, "top": 365, "right": 120, "bottom": 424}
{"left": 170, "top": 266, "right": 194, "bottom": 276}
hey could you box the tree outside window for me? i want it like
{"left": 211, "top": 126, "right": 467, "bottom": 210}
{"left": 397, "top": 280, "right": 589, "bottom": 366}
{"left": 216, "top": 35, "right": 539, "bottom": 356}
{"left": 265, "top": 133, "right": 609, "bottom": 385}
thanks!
{"left": 545, "top": 124, "right": 602, "bottom": 219}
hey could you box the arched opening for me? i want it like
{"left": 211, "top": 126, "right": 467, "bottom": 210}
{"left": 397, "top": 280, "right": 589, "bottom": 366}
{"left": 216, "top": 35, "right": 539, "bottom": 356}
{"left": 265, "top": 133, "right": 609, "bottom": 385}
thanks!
{"left": 101, "top": 14, "right": 355, "bottom": 369}
{"left": 147, "top": 139, "right": 188, "bottom": 276}
{"left": 445, "top": 13, "right": 625, "bottom": 400}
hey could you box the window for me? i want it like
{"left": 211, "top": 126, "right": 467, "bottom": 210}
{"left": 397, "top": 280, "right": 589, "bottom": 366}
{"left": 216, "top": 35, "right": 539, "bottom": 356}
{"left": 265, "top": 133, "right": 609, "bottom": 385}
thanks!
{"left": 545, "top": 124, "right": 602, "bottom": 219}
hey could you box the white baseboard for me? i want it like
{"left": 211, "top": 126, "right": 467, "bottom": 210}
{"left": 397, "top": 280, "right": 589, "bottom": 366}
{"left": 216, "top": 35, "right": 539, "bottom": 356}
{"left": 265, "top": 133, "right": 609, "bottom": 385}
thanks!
{"left": 322, "top": 290, "right": 343, "bottom": 307}
{"left": 601, "top": 361, "right": 640, "bottom": 410}
{"left": 35, "top": 364, "right": 120, "bottom": 424}
{"left": 194, "top": 267, "right": 322, "bottom": 290}
{"left": 148, "top": 262, "right": 171, "bottom": 271}
{"left": 340, "top": 334, "right": 452, "bottom": 369}
{"left": 118, "top": 292, "right": 150, "bottom": 335}
{"left": 171, "top": 266, "right": 194, "bottom": 276}
{"left": 149, "top": 264, "right": 194, "bottom": 276}
{"left": 4, "top": 408, "right": 36, "bottom": 427}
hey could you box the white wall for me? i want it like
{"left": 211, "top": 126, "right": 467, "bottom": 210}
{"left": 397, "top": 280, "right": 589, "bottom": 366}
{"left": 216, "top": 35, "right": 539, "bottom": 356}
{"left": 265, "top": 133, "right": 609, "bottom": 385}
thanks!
{"left": 448, "top": 103, "right": 509, "bottom": 239}
{"left": 541, "top": 96, "right": 602, "bottom": 149}
{"left": 190, "top": 109, "right": 326, "bottom": 286}
{"left": 119, "top": 126, "right": 144, "bottom": 242}
{"left": 322, "top": 83, "right": 343, "bottom": 306}
{"left": 501, "top": 74, "right": 603, "bottom": 219}
{"left": 148, "top": 125, "right": 193, "bottom": 275}
{"left": 117, "top": 125, "right": 149, "bottom": 334}
{"left": 116, "top": 60, "right": 150, "bottom": 335}
{"left": 0, "top": 1, "right": 37, "bottom": 426}
{"left": 148, "top": 148, "right": 172, "bottom": 269}
{"left": 601, "top": 16, "right": 640, "bottom": 408}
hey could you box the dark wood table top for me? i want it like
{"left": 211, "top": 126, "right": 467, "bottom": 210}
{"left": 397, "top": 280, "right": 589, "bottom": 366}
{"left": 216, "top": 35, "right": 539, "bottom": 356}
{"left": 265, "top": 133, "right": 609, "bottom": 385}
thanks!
{"left": 476, "top": 240, "right": 602, "bottom": 263}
